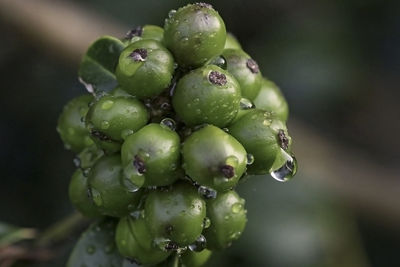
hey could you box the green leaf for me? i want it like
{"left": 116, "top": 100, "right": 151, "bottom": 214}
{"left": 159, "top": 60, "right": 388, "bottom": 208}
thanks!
{"left": 0, "top": 222, "right": 36, "bottom": 248}
{"left": 66, "top": 218, "right": 123, "bottom": 267}
{"left": 78, "top": 36, "right": 125, "bottom": 93}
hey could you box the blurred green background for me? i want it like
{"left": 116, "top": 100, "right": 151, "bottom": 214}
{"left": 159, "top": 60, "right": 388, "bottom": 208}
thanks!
{"left": 0, "top": 0, "right": 399, "bottom": 266}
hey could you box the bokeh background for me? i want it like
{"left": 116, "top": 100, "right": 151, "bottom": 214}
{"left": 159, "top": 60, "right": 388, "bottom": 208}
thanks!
{"left": 0, "top": 0, "right": 399, "bottom": 266}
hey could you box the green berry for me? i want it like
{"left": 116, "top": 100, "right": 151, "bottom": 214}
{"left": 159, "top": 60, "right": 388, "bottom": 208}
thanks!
{"left": 125, "top": 25, "right": 165, "bottom": 44}
{"left": 164, "top": 3, "right": 226, "bottom": 68}
{"left": 181, "top": 249, "right": 212, "bottom": 267}
{"left": 203, "top": 190, "right": 247, "bottom": 250}
{"left": 224, "top": 32, "right": 242, "bottom": 50}
{"left": 68, "top": 169, "right": 101, "bottom": 218}
{"left": 144, "top": 182, "right": 206, "bottom": 246}
{"left": 121, "top": 123, "right": 181, "bottom": 188}
{"left": 116, "top": 39, "right": 175, "bottom": 99}
{"left": 57, "top": 94, "right": 94, "bottom": 152}
{"left": 86, "top": 95, "right": 148, "bottom": 152}
{"left": 229, "top": 109, "right": 291, "bottom": 175}
{"left": 88, "top": 154, "right": 142, "bottom": 217}
{"left": 115, "top": 216, "right": 171, "bottom": 265}
{"left": 223, "top": 48, "right": 262, "bottom": 100}
{"left": 253, "top": 78, "right": 289, "bottom": 122}
{"left": 172, "top": 65, "right": 241, "bottom": 127}
{"left": 182, "top": 125, "right": 247, "bottom": 191}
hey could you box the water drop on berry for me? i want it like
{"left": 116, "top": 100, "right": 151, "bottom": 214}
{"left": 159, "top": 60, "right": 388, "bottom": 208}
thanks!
{"left": 270, "top": 148, "right": 298, "bottom": 182}
{"left": 188, "top": 235, "right": 206, "bottom": 252}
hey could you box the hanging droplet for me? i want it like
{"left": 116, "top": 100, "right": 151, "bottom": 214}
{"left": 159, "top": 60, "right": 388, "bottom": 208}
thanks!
{"left": 100, "top": 120, "right": 110, "bottom": 129}
{"left": 122, "top": 164, "right": 145, "bottom": 192}
{"left": 160, "top": 118, "right": 176, "bottom": 131}
{"left": 202, "top": 217, "right": 211, "bottom": 229}
{"left": 239, "top": 98, "right": 254, "bottom": 110}
{"left": 73, "top": 157, "right": 81, "bottom": 168}
{"left": 270, "top": 149, "right": 298, "bottom": 182}
{"left": 188, "top": 235, "right": 206, "bottom": 252}
{"left": 198, "top": 185, "right": 217, "bottom": 199}
{"left": 246, "top": 154, "right": 254, "bottom": 165}
{"left": 210, "top": 55, "right": 227, "bottom": 70}
{"left": 79, "top": 77, "right": 95, "bottom": 94}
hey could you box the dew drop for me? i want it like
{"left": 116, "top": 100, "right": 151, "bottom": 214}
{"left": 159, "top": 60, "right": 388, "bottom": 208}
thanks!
{"left": 90, "top": 188, "right": 103, "bottom": 206}
{"left": 202, "top": 217, "right": 211, "bottom": 229}
{"left": 270, "top": 149, "right": 298, "bottom": 182}
{"left": 231, "top": 202, "right": 243, "bottom": 214}
{"left": 79, "top": 77, "right": 95, "bottom": 94}
{"left": 101, "top": 100, "right": 114, "bottom": 110}
{"left": 239, "top": 98, "right": 254, "bottom": 110}
{"left": 168, "top": 9, "right": 177, "bottom": 18}
{"left": 160, "top": 118, "right": 176, "bottom": 131}
{"left": 246, "top": 154, "right": 254, "bottom": 165}
{"left": 86, "top": 245, "right": 96, "bottom": 254}
{"left": 210, "top": 55, "right": 227, "bottom": 70}
{"left": 121, "top": 129, "right": 134, "bottom": 140}
{"left": 198, "top": 185, "right": 217, "bottom": 199}
{"left": 122, "top": 164, "right": 145, "bottom": 192}
{"left": 73, "top": 157, "right": 81, "bottom": 168}
{"left": 101, "top": 120, "right": 110, "bottom": 129}
{"left": 188, "top": 235, "right": 206, "bottom": 252}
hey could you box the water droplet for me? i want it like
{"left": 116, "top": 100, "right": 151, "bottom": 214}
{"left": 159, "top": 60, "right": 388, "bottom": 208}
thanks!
{"left": 222, "top": 127, "right": 229, "bottom": 132}
{"left": 270, "top": 149, "right": 297, "bottom": 182}
{"left": 181, "top": 37, "right": 189, "bottom": 45}
{"left": 101, "top": 100, "right": 114, "bottom": 110}
{"left": 160, "top": 118, "right": 176, "bottom": 131}
{"left": 229, "top": 231, "right": 242, "bottom": 240}
{"left": 168, "top": 9, "right": 177, "bottom": 18}
{"left": 130, "top": 210, "right": 144, "bottom": 220}
{"left": 90, "top": 188, "right": 103, "bottom": 206}
{"left": 198, "top": 186, "right": 217, "bottom": 199}
{"left": 121, "top": 129, "right": 134, "bottom": 140}
{"left": 246, "top": 154, "right": 254, "bottom": 165}
{"left": 101, "top": 120, "right": 110, "bottom": 129}
{"left": 122, "top": 164, "right": 145, "bottom": 192}
{"left": 73, "top": 157, "right": 81, "bottom": 167}
{"left": 86, "top": 245, "right": 96, "bottom": 254}
{"left": 239, "top": 98, "right": 254, "bottom": 110}
{"left": 202, "top": 217, "right": 211, "bottom": 229}
{"left": 173, "top": 62, "right": 179, "bottom": 69}
{"left": 188, "top": 235, "right": 206, "bottom": 252}
{"left": 231, "top": 202, "right": 243, "bottom": 214}
{"left": 210, "top": 55, "right": 227, "bottom": 69}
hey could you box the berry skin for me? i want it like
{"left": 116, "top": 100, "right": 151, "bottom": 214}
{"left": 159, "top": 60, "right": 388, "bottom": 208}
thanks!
{"left": 88, "top": 154, "right": 142, "bottom": 217}
{"left": 223, "top": 48, "right": 262, "bottom": 101}
{"left": 115, "top": 39, "right": 175, "bottom": 99}
{"left": 172, "top": 65, "right": 241, "bottom": 127}
{"left": 115, "top": 216, "right": 171, "bottom": 265}
{"left": 144, "top": 182, "right": 206, "bottom": 246}
{"left": 203, "top": 190, "right": 247, "bottom": 250}
{"left": 180, "top": 249, "right": 212, "bottom": 267}
{"left": 121, "top": 123, "right": 181, "bottom": 188}
{"left": 57, "top": 94, "right": 94, "bottom": 152}
{"left": 125, "top": 25, "right": 165, "bottom": 44}
{"left": 86, "top": 95, "right": 149, "bottom": 152}
{"left": 68, "top": 169, "right": 101, "bottom": 218}
{"left": 224, "top": 32, "right": 242, "bottom": 50}
{"left": 228, "top": 109, "right": 291, "bottom": 175}
{"left": 253, "top": 78, "right": 289, "bottom": 122}
{"left": 164, "top": 3, "right": 226, "bottom": 68}
{"left": 182, "top": 125, "right": 247, "bottom": 191}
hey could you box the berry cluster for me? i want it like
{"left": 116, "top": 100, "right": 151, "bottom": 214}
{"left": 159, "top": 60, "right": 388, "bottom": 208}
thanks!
{"left": 58, "top": 3, "right": 297, "bottom": 266}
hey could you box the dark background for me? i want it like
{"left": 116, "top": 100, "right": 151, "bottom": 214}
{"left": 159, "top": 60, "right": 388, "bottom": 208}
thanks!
{"left": 0, "top": 0, "right": 399, "bottom": 266}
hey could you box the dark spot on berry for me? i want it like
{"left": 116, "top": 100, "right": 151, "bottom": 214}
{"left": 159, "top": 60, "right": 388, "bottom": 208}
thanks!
{"left": 278, "top": 129, "right": 289, "bottom": 150}
{"left": 195, "top": 2, "right": 213, "bottom": 9}
{"left": 133, "top": 155, "right": 146, "bottom": 174}
{"left": 209, "top": 71, "right": 227, "bottom": 85}
{"left": 90, "top": 129, "right": 111, "bottom": 142}
{"left": 165, "top": 241, "right": 179, "bottom": 251}
{"left": 246, "top": 58, "right": 259, "bottom": 73}
{"left": 125, "top": 26, "right": 143, "bottom": 39}
{"left": 220, "top": 165, "right": 235, "bottom": 178}
{"left": 129, "top": 48, "right": 147, "bottom": 62}
{"left": 165, "top": 225, "right": 173, "bottom": 235}
{"left": 126, "top": 257, "right": 141, "bottom": 265}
